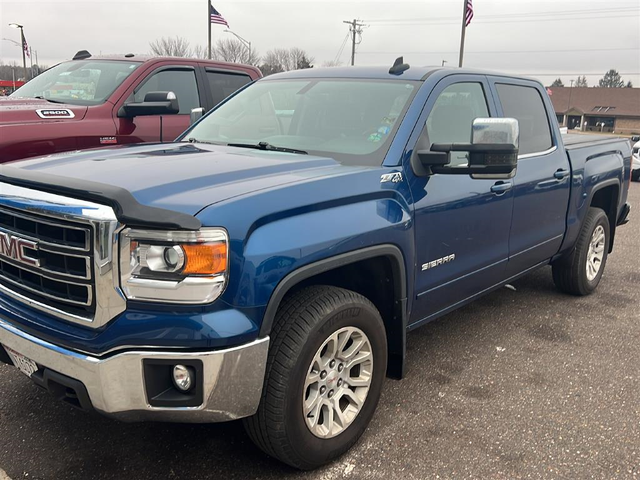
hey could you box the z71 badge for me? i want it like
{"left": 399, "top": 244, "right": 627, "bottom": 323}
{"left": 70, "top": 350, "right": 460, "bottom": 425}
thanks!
{"left": 422, "top": 254, "right": 455, "bottom": 271}
{"left": 36, "top": 109, "right": 75, "bottom": 119}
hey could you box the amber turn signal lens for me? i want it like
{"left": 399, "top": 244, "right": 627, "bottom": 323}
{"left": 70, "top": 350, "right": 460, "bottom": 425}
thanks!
{"left": 182, "top": 243, "right": 227, "bottom": 275}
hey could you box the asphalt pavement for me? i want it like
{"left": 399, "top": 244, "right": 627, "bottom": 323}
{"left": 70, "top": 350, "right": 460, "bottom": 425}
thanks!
{"left": 1, "top": 183, "right": 638, "bottom": 480}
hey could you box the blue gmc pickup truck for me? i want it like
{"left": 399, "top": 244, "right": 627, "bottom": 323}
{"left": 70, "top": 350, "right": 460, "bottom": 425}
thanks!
{"left": 0, "top": 61, "right": 633, "bottom": 469}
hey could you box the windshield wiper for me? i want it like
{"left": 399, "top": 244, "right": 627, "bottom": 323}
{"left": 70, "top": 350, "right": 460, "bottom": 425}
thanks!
{"left": 186, "top": 138, "right": 225, "bottom": 145}
{"left": 227, "top": 141, "right": 308, "bottom": 155}
{"left": 33, "top": 96, "right": 65, "bottom": 104}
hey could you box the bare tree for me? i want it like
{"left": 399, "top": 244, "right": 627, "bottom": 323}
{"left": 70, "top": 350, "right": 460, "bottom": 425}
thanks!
{"left": 574, "top": 75, "right": 588, "bottom": 87}
{"left": 322, "top": 60, "right": 343, "bottom": 67}
{"left": 289, "top": 47, "right": 314, "bottom": 70}
{"left": 214, "top": 38, "right": 260, "bottom": 66}
{"left": 191, "top": 45, "right": 208, "bottom": 60}
{"left": 149, "top": 36, "right": 192, "bottom": 57}
{"left": 260, "top": 48, "right": 314, "bottom": 76}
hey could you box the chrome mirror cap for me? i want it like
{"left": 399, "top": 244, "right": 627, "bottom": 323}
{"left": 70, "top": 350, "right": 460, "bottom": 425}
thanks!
{"left": 190, "top": 107, "right": 205, "bottom": 125}
{"left": 472, "top": 117, "right": 519, "bottom": 149}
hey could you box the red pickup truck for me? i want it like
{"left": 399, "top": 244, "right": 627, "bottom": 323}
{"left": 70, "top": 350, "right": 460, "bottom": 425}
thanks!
{"left": 0, "top": 51, "right": 261, "bottom": 162}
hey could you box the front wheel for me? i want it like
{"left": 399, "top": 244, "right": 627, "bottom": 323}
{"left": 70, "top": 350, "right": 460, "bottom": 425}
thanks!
{"left": 244, "top": 286, "right": 387, "bottom": 470}
{"left": 552, "top": 207, "right": 610, "bottom": 295}
{"left": 632, "top": 169, "right": 640, "bottom": 182}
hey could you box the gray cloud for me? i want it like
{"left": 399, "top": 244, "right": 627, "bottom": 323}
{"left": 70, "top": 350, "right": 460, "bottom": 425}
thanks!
{"left": 1, "top": 0, "right": 638, "bottom": 86}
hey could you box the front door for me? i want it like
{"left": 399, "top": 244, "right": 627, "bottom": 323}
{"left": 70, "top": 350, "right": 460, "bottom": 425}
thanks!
{"left": 115, "top": 66, "right": 203, "bottom": 144}
{"left": 407, "top": 76, "right": 514, "bottom": 325}
{"left": 489, "top": 79, "right": 571, "bottom": 276}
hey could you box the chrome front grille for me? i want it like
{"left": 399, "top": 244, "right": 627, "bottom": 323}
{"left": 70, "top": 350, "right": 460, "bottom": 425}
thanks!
{"left": 0, "top": 207, "right": 94, "bottom": 314}
{"left": 0, "top": 183, "right": 126, "bottom": 328}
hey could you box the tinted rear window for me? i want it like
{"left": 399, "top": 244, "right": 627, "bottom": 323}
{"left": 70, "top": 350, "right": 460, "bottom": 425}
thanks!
{"left": 496, "top": 84, "right": 553, "bottom": 155}
{"left": 206, "top": 71, "right": 252, "bottom": 107}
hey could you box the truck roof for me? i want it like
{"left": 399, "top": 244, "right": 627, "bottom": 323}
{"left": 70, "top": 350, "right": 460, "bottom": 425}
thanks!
{"left": 266, "top": 65, "right": 541, "bottom": 84}
{"left": 71, "top": 53, "right": 261, "bottom": 75}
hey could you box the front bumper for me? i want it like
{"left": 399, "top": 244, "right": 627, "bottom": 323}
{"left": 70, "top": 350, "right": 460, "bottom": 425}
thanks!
{"left": 0, "top": 317, "right": 269, "bottom": 423}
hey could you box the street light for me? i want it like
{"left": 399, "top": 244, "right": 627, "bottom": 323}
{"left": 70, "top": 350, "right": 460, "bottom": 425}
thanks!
{"left": 8, "top": 23, "right": 28, "bottom": 81}
{"left": 224, "top": 29, "right": 252, "bottom": 62}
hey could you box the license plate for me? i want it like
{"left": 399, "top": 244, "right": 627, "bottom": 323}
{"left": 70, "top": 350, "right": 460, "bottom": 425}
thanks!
{"left": 4, "top": 346, "right": 38, "bottom": 377}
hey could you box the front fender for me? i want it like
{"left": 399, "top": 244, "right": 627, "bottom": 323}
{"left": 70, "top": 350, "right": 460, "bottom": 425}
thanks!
{"left": 196, "top": 168, "right": 415, "bottom": 320}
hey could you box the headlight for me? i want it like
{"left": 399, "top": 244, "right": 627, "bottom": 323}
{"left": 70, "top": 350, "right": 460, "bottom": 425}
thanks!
{"left": 120, "top": 228, "right": 228, "bottom": 304}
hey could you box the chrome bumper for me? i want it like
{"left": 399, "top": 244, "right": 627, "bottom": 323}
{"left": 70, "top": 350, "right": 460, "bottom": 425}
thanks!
{"left": 0, "top": 318, "right": 269, "bottom": 423}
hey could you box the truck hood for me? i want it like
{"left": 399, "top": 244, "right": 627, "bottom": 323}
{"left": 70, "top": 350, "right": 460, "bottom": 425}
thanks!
{"left": 9, "top": 142, "right": 355, "bottom": 217}
{"left": 0, "top": 97, "right": 88, "bottom": 125}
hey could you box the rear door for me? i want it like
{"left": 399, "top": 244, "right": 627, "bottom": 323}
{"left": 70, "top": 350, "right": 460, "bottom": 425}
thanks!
{"left": 489, "top": 78, "right": 571, "bottom": 276}
{"left": 115, "top": 65, "right": 205, "bottom": 144}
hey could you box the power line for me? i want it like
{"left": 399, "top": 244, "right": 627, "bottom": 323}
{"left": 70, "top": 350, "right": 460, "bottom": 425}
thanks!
{"left": 370, "top": 14, "right": 637, "bottom": 26}
{"left": 367, "top": 7, "right": 639, "bottom": 23}
{"left": 357, "top": 47, "right": 640, "bottom": 55}
{"left": 333, "top": 32, "right": 350, "bottom": 65}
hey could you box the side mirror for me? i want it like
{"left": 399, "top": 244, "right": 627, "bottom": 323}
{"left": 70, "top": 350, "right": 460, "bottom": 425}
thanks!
{"left": 119, "top": 91, "right": 180, "bottom": 117}
{"left": 415, "top": 118, "right": 520, "bottom": 178}
{"left": 631, "top": 135, "right": 640, "bottom": 142}
{"left": 190, "top": 107, "right": 205, "bottom": 125}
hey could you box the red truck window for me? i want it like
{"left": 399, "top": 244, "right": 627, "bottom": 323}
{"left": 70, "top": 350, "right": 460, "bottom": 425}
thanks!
{"left": 206, "top": 71, "right": 252, "bottom": 108}
{"left": 134, "top": 69, "right": 200, "bottom": 114}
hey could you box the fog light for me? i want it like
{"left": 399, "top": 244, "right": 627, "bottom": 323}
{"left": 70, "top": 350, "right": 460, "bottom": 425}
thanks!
{"left": 172, "top": 365, "right": 194, "bottom": 392}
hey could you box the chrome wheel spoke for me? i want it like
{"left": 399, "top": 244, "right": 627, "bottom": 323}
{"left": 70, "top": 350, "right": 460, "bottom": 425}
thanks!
{"left": 303, "top": 326, "right": 373, "bottom": 439}
{"left": 346, "top": 350, "right": 372, "bottom": 369}
{"left": 585, "top": 225, "right": 605, "bottom": 282}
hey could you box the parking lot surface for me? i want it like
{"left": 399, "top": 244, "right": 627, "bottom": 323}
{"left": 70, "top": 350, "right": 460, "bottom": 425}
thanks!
{"left": 1, "top": 183, "right": 638, "bottom": 480}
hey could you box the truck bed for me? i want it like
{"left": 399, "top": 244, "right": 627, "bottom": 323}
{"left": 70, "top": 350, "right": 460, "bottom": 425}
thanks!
{"left": 562, "top": 133, "right": 630, "bottom": 150}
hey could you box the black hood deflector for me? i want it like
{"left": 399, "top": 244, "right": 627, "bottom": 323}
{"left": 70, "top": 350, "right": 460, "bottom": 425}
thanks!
{"left": 0, "top": 165, "right": 202, "bottom": 231}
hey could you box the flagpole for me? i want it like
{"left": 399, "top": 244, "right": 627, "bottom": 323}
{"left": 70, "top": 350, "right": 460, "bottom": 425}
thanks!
{"left": 207, "top": 0, "right": 212, "bottom": 59}
{"left": 458, "top": 0, "right": 467, "bottom": 68}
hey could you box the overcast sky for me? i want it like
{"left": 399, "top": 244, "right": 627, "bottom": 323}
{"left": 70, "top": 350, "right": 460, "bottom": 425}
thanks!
{"left": 1, "top": 0, "right": 639, "bottom": 86}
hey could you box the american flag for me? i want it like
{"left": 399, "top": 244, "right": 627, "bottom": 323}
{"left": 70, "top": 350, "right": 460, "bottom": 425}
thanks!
{"left": 210, "top": 4, "right": 229, "bottom": 27}
{"left": 465, "top": 0, "right": 474, "bottom": 27}
{"left": 22, "top": 33, "right": 30, "bottom": 58}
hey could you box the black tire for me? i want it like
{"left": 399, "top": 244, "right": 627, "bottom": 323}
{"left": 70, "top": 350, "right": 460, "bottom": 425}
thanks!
{"left": 552, "top": 207, "right": 610, "bottom": 296}
{"left": 243, "top": 286, "right": 387, "bottom": 470}
{"left": 632, "top": 169, "right": 640, "bottom": 182}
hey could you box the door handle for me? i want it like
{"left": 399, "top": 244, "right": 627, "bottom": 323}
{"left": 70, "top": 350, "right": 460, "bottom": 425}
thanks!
{"left": 554, "top": 169, "right": 570, "bottom": 180}
{"left": 490, "top": 181, "right": 513, "bottom": 195}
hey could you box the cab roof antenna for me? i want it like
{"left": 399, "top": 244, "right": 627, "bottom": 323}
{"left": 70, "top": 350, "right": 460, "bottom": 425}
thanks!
{"left": 389, "top": 56, "right": 410, "bottom": 75}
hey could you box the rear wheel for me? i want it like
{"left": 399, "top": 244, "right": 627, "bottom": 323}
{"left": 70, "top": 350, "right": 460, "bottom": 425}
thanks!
{"left": 552, "top": 207, "right": 610, "bottom": 295}
{"left": 244, "top": 286, "right": 387, "bottom": 470}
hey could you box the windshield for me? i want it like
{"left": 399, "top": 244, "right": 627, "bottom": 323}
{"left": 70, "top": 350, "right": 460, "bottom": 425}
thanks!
{"left": 184, "top": 78, "right": 419, "bottom": 166}
{"left": 11, "top": 60, "right": 140, "bottom": 106}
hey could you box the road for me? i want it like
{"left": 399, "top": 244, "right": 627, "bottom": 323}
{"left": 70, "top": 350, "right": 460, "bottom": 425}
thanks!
{"left": 1, "top": 183, "right": 638, "bottom": 480}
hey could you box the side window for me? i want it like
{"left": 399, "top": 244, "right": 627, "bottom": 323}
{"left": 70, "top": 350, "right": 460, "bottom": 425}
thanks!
{"left": 426, "top": 82, "right": 489, "bottom": 166}
{"left": 134, "top": 69, "right": 200, "bottom": 114}
{"left": 496, "top": 84, "right": 553, "bottom": 156}
{"left": 206, "top": 71, "right": 252, "bottom": 107}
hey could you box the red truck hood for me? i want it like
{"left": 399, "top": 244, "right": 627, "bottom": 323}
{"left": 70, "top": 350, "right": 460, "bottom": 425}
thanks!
{"left": 0, "top": 97, "right": 89, "bottom": 125}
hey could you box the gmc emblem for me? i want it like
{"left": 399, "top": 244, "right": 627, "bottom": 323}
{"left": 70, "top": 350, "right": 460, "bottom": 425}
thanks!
{"left": 0, "top": 232, "right": 40, "bottom": 267}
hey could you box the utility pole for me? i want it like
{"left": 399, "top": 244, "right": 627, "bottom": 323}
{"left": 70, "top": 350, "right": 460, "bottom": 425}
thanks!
{"left": 343, "top": 19, "right": 366, "bottom": 66}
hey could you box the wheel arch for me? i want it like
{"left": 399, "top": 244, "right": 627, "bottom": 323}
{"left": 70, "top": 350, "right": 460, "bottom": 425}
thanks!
{"left": 587, "top": 180, "right": 620, "bottom": 253}
{"left": 259, "top": 245, "right": 408, "bottom": 379}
